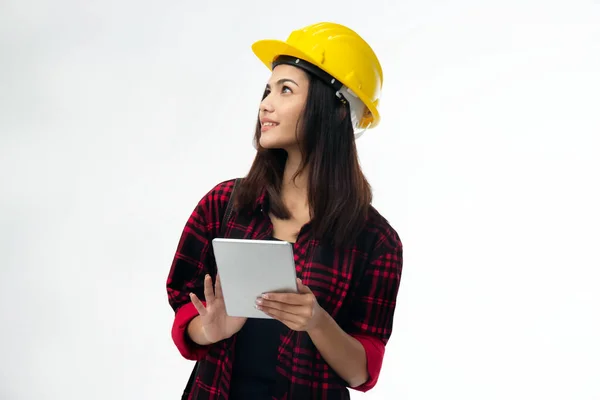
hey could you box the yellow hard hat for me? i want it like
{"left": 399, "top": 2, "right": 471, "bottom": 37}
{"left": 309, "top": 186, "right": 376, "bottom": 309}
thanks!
{"left": 252, "top": 22, "right": 383, "bottom": 131}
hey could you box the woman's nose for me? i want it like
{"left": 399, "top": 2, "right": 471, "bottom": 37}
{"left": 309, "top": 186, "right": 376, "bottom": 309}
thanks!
{"left": 260, "top": 95, "right": 274, "bottom": 113}
{"left": 260, "top": 103, "right": 273, "bottom": 114}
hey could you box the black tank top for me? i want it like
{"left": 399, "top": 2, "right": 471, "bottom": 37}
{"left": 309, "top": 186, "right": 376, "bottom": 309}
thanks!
{"left": 229, "top": 237, "right": 289, "bottom": 399}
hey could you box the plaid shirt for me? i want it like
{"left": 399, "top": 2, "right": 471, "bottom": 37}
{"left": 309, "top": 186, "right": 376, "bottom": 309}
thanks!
{"left": 167, "top": 179, "right": 403, "bottom": 400}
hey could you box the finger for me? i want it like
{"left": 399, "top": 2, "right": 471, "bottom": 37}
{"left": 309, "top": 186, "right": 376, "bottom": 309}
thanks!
{"left": 204, "top": 274, "right": 215, "bottom": 304}
{"left": 296, "top": 278, "right": 312, "bottom": 294}
{"left": 190, "top": 293, "right": 208, "bottom": 316}
{"left": 259, "top": 305, "right": 304, "bottom": 327}
{"left": 215, "top": 274, "right": 224, "bottom": 299}
{"left": 265, "top": 312, "right": 297, "bottom": 330}
{"left": 258, "top": 299, "right": 306, "bottom": 316}
{"left": 262, "top": 292, "right": 307, "bottom": 306}
{"left": 262, "top": 310, "right": 295, "bottom": 330}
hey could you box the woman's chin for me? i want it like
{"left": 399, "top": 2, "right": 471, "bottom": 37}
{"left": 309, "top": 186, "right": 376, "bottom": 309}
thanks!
{"left": 259, "top": 137, "right": 292, "bottom": 150}
{"left": 259, "top": 139, "right": 275, "bottom": 149}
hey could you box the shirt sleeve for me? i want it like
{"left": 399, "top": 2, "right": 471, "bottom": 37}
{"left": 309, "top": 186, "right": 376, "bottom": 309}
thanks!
{"left": 166, "top": 180, "right": 233, "bottom": 360}
{"left": 346, "top": 230, "right": 403, "bottom": 392}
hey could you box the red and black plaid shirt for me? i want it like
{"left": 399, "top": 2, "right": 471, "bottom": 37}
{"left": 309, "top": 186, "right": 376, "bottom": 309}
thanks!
{"left": 167, "top": 179, "right": 403, "bottom": 399}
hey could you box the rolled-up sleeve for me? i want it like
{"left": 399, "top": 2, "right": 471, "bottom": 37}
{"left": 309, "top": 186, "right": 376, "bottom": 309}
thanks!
{"left": 166, "top": 180, "right": 233, "bottom": 360}
{"left": 347, "top": 232, "right": 403, "bottom": 392}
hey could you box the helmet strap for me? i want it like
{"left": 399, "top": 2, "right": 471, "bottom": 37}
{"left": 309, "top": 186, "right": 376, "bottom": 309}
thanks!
{"left": 271, "top": 55, "right": 347, "bottom": 105}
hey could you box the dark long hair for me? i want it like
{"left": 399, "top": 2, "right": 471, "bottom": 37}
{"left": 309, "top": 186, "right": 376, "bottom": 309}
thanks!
{"left": 235, "top": 71, "right": 373, "bottom": 248}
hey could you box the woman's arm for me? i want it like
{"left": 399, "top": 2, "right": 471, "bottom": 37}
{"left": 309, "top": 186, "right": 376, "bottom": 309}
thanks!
{"left": 258, "top": 233, "right": 403, "bottom": 390}
{"left": 341, "top": 235, "right": 403, "bottom": 391}
{"left": 306, "top": 310, "right": 369, "bottom": 387}
{"left": 257, "top": 282, "right": 368, "bottom": 386}
{"left": 187, "top": 313, "right": 213, "bottom": 345}
{"left": 167, "top": 180, "right": 237, "bottom": 359}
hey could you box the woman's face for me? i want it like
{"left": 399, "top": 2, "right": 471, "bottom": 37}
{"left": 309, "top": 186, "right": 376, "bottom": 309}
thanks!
{"left": 258, "top": 64, "right": 309, "bottom": 151}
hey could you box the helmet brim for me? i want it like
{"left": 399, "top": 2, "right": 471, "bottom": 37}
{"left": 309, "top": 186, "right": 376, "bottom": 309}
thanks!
{"left": 252, "top": 39, "right": 319, "bottom": 71}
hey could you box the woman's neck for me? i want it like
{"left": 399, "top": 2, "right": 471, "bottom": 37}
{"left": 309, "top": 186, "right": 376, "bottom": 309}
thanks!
{"left": 282, "top": 149, "right": 309, "bottom": 212}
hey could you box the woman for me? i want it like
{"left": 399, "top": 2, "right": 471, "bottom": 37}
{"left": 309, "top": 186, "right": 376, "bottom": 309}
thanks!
{"left": 166, "top": 22, "right": 403, "bottom": 400}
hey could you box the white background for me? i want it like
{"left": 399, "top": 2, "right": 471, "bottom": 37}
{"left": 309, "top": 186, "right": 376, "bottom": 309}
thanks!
{"left": 1, "top": 0, "right": 599, "bottom": 399}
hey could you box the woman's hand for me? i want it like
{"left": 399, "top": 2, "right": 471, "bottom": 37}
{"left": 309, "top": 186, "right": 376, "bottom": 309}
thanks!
{"left": 189, "top": 274, "right": 247, "bottom": 344}
{"left": 256, "top": 278, "right": 326, "bottom": 332}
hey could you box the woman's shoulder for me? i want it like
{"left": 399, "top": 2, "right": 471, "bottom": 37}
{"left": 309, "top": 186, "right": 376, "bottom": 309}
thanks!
{"left": 361, "top": 205, "right": 403, "bottom": 254}
{"left": 201, "top": 178, "right": 239, "bottom": 202}
{"left": 193, "top": 178, "right": 240, "bottom": 217}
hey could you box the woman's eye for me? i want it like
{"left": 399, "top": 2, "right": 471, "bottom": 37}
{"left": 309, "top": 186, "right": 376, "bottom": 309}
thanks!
{"left": 282, "top": 86, "right": 292, "bottom": 94}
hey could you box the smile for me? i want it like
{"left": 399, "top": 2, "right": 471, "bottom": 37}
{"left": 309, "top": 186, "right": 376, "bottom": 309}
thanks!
{"left": 261, "top": 121, "right": 279, "bottom": 132}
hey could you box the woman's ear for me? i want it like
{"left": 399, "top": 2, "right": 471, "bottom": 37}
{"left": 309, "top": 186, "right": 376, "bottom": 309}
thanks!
{"left": 337, "top": 102, "right": 349, "bottom": 122}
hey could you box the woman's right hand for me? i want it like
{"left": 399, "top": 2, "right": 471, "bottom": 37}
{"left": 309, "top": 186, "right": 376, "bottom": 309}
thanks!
{"left": 189, "top": 274, "right": 247, "bottom": 344}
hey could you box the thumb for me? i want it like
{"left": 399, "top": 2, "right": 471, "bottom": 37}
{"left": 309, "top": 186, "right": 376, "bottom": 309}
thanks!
{"left": 296, "top": 278, "right": 312, "bottom": 294}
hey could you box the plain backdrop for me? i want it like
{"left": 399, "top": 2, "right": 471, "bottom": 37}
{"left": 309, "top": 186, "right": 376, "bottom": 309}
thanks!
{"left": 1, "top": 0, "right": 599, "bottom": 399}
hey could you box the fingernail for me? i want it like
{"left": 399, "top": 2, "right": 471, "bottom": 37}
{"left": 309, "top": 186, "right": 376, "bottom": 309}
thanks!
{"left": 262, "top": 294, "right": 269, "bottom": 299}
{"left": 256, "top": 298, "right": 262, "bottom": 305}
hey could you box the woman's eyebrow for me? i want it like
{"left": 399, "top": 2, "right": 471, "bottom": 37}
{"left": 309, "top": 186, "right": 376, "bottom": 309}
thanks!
{"left": 266, "top": 78, "right": 299, "bottom": 89}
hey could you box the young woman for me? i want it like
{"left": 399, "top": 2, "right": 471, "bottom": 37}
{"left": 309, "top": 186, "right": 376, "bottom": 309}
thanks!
{"left": 166, "top": 22, "right": 403, "bottom": 400}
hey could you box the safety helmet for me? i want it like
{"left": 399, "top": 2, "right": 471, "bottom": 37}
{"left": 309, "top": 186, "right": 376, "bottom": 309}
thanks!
{"left": 252, "top": 22, "right": 384, "bottom": 137}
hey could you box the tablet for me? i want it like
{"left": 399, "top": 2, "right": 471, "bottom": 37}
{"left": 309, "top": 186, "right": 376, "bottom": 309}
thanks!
{"left": 212, "top": 238, "right": 299, "bottom": 319}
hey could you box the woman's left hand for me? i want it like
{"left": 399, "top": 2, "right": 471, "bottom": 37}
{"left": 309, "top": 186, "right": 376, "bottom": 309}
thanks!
{"left": 256, "top": 278, "right": 325, "bottom": 331}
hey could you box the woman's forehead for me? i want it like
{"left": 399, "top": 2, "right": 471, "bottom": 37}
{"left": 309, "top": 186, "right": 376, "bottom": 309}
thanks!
{"left": 268, "top": 64, "right": 309, "bottom": 84}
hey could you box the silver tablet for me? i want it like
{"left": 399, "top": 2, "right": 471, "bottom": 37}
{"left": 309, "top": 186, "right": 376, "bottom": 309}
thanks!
{"left": 212, "top": 238, "right": 299, "bottom": 319}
